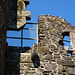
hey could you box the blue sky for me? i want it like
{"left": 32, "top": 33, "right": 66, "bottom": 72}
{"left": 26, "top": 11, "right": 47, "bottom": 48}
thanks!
{"left": 27, "top": 0, "right": 75, "bottom": 26}
{"left": 7, "top": 0, "right": 75, "bottom": 48}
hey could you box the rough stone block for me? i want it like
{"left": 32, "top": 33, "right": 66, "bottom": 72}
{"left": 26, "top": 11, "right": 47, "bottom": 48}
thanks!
{"left": 57, "top": 60, "right": 74, "bottom": 66}
{"left": 58, "top": 72, "right": 66, "bottom": 75}
{"left": 63, "top": 56, "right": 72, "bottom": 60}
{"left": 68, "top": 68, "right": 75, "bottom": 74}
{"left": 64, "top": 46, "right": 69, "bottom": 50}
{"left": 20, "top": 53, "right": 32, "bottom": 63}
{"left": 58, "top": 65, "right": 63, "bottom": 72}
{"left": 45, "top": 64, "right": 52, "bottom": 70}
{"left": 25, "top": 11, "right": 31, "bottom": 20}
{"left": 51, "top": 63, "right": 57, "bottom": 71}
{"left": 70, "top": 32, "right": 75, "bottom": 50}
{"left": 42, "top": 71, "right": 51, "bottom": 75}
{"left": 54, "top": 53, "right": 60, "bottom": 58}
{"left": 45, "top": 55, "right": 53, "bottom": 60}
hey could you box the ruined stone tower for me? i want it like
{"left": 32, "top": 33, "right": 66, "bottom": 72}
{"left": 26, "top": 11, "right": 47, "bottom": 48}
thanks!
{"left": 0, "top": 0, "right": 31, "bottom": 75}
{"left": 37, "top": 15, "right": 75, "bottom": 75}
{"left": 0, "top": 0, "right": 75, "bottom": 75}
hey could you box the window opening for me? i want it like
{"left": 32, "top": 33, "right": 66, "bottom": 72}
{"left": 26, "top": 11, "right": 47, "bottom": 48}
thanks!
{"left": 6, "top": 23, "right": 38, "bottom": 48}
{"left": 63, "top": 36, "right": 71, "bottom": 56}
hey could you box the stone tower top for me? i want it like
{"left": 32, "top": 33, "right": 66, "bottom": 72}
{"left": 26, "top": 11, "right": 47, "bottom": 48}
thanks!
{"left": 8, "top": 0, "right": 31, "bottom": 30}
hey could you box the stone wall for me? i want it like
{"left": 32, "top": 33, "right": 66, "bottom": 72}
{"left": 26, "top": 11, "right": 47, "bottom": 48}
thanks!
{"left": 38, "top": 15, "right": 71, "bottom": 49}
{"left": 37, "top": 15, "right": 75, "bottom": 75}
{"left": 5, "top": 46, "right": 32, "bottom": 75}
{"left": 70, "top": 32, "right": 75, "bottom": 50}
{"left": 0, "top": 0, "right": 8, "bottom": 75}
{"left": 1, "top": 0, "right": 75, "bottom": 74}
{"left": 5, "top": 15, "right": 75, "bottom": 75}
{"left": 8, "top": 0, "right": 31, "bottom": 30}
{"left": 0, "top": 0, "right": 31, "bottom": 75}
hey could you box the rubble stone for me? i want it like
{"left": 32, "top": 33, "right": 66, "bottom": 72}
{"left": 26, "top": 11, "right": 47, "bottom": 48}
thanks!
{"left": 5, "top": 14, "right": 75, "bottom": 75}
{"left": 68, "top": 68, "right": 75, "bottom": 75}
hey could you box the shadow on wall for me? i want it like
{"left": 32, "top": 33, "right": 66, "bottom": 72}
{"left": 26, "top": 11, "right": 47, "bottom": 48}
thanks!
{"left": 5, "top": 45, "right": 40, "bottom": 75}
{"left": 5, "top": 23, "right": 38, "bottom": 74}
{"left": 5, "top": 46, "right": 31, "bottom": 75}
{"left": 31, "top": 52, "right": 40, "bottom": 68}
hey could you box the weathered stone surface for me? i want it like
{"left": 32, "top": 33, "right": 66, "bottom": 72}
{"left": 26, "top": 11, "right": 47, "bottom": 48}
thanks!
{"left": 5, "top": 14, "right": 75, "bottom": 75}
{"left": 54, "top": 53, "right": 60, "bottom": 58}
{"left": 68, "top": 68, "right": 75, "bottom": 74}
{"left": 25, "top": 11, "right": 31, "bottom": 20}
{"left": 58, "top": 72, "right": 66, "bottom": 75}
{"left": 38, "top": 15, "right": 70, "bottom": 52}
{"left": 20, "top": 53, "right": 32, "bottom": 63}
{"left": 8, "top": 0, "right": 31, "bottom": 29}
{"left": 63, "top": 56, "right": 72, "bottom": 60}
{"left": 43, "top": 71, "right": 51, "bottom": 75}
{"left": 70, "top": 32, "right": 75, "bottom": 50}
{"left": 72, "top": 57, "right": 75, "bottom": 62}
{"left": 57, "top": 59, "right": 74, "bottom": 66}
{"left": 58, "top": 65, "right": 63, "bottom": 72}
{"left": 51, "top": 63, "right": 57, "bottom": 71}
{"left": 0, "top": 0, "right": 8, "bottom": 74}
{"left": 64, "top": 46, "right": 69, "bottom": 50}
{"left": 45, "top": 63, "right": 52, "bottom": 70}
{"left": 45, "top": 54, "right": 53, "bottom": 60}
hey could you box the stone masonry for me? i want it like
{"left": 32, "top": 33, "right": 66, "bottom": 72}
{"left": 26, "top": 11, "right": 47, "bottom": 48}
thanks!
{"left": 8, "top": 0, "right": 31, "bottom": 29}
{"left": 37, "top": 15, "right": 75, "bottom": 75}
{"left": 5, "top": 15, "right": 75, "bottom": 75}
{"left": 0, "top": 0, "right": 75, "bottom": 75}
{"left": 0, "top": 0, "right": 30, "bottom": 75}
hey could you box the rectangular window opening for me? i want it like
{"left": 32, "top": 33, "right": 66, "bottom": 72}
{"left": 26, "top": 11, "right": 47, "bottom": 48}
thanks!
{"left": 63, "top": 36, "right": 71, "bottom": 56}
{"left": 6, "top": 23, "right": 38, "bottom": 48}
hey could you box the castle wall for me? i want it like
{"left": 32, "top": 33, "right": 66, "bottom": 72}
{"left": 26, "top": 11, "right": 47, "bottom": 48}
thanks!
{"left": 0, "top": 0, "right": 75, "bottom": 74}
{"left": 5, "top": 15, "right": 75, "bottom": 75}
{"left": 0, "top": 0, "right": 8, "bottom": 75}
{"left": 0, "top": 0, "right": 31, "bottom": 74}
{"left": 8, "top": 0, "right": 31, "bottom": 30}
{"left": 37, "top": 15, "right": 75, "bottom": 75}
{"left": 70, "top": 32, "right": 75, "bottom": 50}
